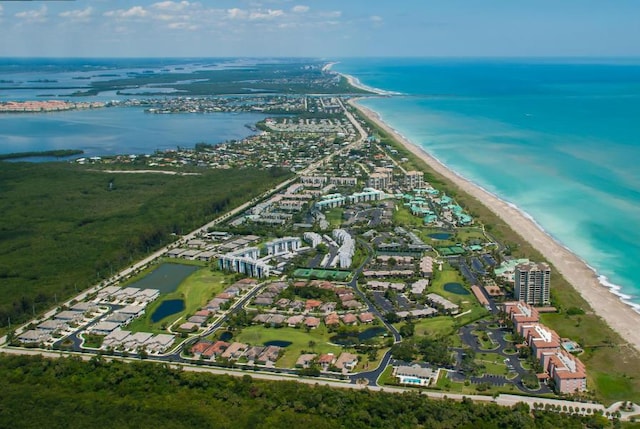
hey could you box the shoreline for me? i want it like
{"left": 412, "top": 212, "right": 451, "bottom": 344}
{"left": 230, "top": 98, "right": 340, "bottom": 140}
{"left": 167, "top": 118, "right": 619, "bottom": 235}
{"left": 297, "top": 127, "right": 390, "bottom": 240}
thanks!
{"left": 348, "top": 97, "right": 640, "bottom": 353}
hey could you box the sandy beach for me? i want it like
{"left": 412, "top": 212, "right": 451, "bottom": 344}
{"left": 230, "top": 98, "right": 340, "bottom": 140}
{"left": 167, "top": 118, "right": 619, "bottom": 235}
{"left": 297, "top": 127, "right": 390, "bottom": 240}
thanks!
{"left": 348, "top": 96, "right": 640, "bottom": 353}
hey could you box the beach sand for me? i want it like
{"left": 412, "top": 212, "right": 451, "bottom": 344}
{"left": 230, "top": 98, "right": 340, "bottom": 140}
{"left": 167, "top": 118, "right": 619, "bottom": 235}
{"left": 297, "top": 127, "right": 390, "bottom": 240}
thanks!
{"left": 349, "top": 98, "right": 640, "bottom": 353}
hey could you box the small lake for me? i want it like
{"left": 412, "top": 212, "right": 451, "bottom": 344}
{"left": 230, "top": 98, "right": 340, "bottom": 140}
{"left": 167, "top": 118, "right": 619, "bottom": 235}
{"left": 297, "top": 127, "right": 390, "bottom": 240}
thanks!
{"left": 219, "top": 331, "right": 233, "bottom": 342}
{"left": 429, "top": 232, "right": 452, "bottom": 240}
{"left": 331, "top": 327, "right": 387, "bottom": 346}
{"left": 151, "top": 299, "right": 185, "bottom": 323}
{"left": 443, "top": 282, "right": 470, "bottom": 295}
{"left": 127, "top": 263, "right": 199, "bottom": 294}
{"left": 263, "top": 340, "right": 292, "bottom": 348}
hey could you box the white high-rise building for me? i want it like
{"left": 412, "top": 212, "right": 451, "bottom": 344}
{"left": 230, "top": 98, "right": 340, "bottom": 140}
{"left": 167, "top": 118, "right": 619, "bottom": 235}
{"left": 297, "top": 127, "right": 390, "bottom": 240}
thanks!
{"left": 514, "top": 262, "right": 551, "bottom": 306}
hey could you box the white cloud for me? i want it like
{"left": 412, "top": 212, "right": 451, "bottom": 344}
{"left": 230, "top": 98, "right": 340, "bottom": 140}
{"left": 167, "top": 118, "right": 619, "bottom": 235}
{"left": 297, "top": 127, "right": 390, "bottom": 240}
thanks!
{"left": 292, "top": 5, "right": 309, "bottom": 13}
{"left": 370, "top": 15, "right": 383, "bottom": 23}
{"left": 167, "top": 21, "right": 199, "bottom": 31}
{"left": 15, "top": 6, "right": 48, "bottom": 23}
{"left": 227, "top": 8, "right": 248, "bottom": 20}
{"left": 104, "top": 6, "right": 149, "bottom": 20}
{"left": 59, "top": 7, "right": 93, "bottom": 22}
{"left": 152, "top": 1, "right": 191, "bottom": 12}
{"left": 249, "top": 9, "right": 284, "bottom": 20}
{"left": 319, "top": 11, "right": 341, "bottom": 19}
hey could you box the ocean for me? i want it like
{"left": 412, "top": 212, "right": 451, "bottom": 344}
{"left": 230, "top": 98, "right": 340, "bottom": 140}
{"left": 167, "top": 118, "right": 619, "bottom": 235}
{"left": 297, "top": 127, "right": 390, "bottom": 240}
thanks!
{"left": 334, "top": 58, "right": 640, "bottom": 309}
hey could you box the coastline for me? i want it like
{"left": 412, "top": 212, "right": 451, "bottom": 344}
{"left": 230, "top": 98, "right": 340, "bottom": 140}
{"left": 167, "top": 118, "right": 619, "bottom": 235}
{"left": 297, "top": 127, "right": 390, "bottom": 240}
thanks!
{"left": 348, "top": 97, "right": 640, "bottom": 353}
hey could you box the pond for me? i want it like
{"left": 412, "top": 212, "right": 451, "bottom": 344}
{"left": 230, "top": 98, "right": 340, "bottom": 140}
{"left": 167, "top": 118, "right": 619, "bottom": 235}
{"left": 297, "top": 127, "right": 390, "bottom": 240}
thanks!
{"left": 151, "top": 299, "right": 185, "bottom": 323}
{"left": 429, "top": 232, "right": 452, "bottom": 240}
{"left": 128, "top": 263, "right": 199, "bottom": 294}
{"left": 219, "top": 331, "right": 233, "bottom": 342}
{"left": 263, "top": 340, "right": 292, "bottom": 348}
{"left": 443, "top": 282, "right": 470, "bottom": 295}
{"left": 331, "top": 327, "right": 387, "bottom": 346}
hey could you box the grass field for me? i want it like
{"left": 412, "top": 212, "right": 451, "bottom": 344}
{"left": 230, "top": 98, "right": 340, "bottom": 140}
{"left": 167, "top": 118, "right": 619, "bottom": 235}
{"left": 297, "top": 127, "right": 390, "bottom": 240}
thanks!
{"left": 127, "top": 269, "right": 231, "bottom": 334}
{"left": 234, "top": 325, "right": 345, "bottom": 368}
{"left": 325, "top": 207, "right": 344, "bottom": 229}
{"left": 392, "top": 205, "right": 424, "bottom": 228}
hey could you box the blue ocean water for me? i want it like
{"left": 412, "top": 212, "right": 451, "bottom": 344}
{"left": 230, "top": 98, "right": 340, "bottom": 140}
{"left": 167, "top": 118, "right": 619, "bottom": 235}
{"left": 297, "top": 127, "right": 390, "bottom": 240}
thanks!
{"left": 334, "top": 58, "right": 640, "bottom": 307}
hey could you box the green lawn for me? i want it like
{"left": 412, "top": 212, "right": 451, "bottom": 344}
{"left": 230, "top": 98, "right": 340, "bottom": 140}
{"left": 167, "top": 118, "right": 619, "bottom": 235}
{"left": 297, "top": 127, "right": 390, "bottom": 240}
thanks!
{"left": 325, "top": 208, "right": 344, "bottom": 228}
{"left": 127, "top": 269, "right": 231, "bottom": 334}
{"left": 392, "top": 205, "right": 423, "bottom": 228}
{"left": 476, "top": 353, "right": 508, "bottom": 376}
{"left": 234, "top": 325, "right": 345, "bottom": 368}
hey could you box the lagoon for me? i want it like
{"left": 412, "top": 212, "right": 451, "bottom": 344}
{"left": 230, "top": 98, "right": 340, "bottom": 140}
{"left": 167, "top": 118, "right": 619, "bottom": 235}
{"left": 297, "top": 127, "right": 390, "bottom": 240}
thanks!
{"left": 0, "top": 107, "right": 267, "bottom": 159}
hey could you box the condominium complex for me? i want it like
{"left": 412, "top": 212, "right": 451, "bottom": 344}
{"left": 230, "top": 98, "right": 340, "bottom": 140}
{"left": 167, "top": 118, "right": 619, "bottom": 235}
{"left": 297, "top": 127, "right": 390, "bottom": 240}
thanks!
{"left": 514, "top": 262, "right": 551, "bottom": 306}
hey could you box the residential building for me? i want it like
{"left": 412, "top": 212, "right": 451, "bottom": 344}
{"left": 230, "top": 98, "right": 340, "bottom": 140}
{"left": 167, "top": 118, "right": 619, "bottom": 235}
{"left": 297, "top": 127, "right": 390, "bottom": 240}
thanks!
{"left": 514, "top": 262, "right": 551, "bottom": 305}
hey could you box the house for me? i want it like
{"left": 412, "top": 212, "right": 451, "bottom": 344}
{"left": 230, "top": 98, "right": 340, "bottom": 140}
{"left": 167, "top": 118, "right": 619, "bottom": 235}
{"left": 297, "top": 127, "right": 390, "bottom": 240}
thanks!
{"left": 102, "top": 329, "right": 131, "bottom": 349}
{"left": 335, "top": 352, "right": 359, "bottom": 371}
{"left": 394, "top": 364, "right": 438, "bottom": 386}
{"left": 276, "top": 298, "right": 291, "bottom": 309}
{"left": 295, "top": 353, "right": 317, "bottom": 368}
{"left": 88, "top": 321, "right": 121, "bottom": 335}
{"left": 358, "top": 312, "right": 375, "bottom": 323}
{"left": 188, "top": 315, "right": 208, "bottom": 325}
{"left": 202, "top": 341, "right": 230, "bottom": 359}
{"left": 253, "top": 314, "right": 273, "bottom": 324}
{"left": 257, "top": 345, "right": 281, "bottom": 364}
{"left": 70, "top": 302, "right": 99, "bottom": 314}
{"left": 244, "top": 346, "right": 266, "bottom": 361}
{"left": 318, "top": 353, "right": 336, "bottom": 370}
{"left": 304, "top": 317, "right": 321, "bottom": 329}
{"left": 179, "top": 322, "right": 199, "bottom": 332}
{"left": 54, "top": 310, "right": 84, "bottom": 323}
{"left": 144, "top": 334, "right": 174, "bottom": 353}
{"left": 221, "top": 342, "right": 248, "bottom": 359}
{"left": 254, "top": 297, "right": 274, "bottom": 306}
{"left": 37, "top": 319, "right": 67, "bottom": 332}
{"left": 270, "top": 314, "right": 287, "bottom": 326}
{"left": 341, "top": 313, "right": 358, "bottom": 325}
{"left": 319, "top": 302, "right": 337, "bottom": 313}
{"left": 342, "top": 300, "right": 362, "bottom": 309}
{"left": 287, "top": 315, "right": 304, "bottom": 327}
{"left": 194, "top": 309, "right": 211, "bottom": 318}
{"left": 18, "top": 329, "right": 49, "bottom": 344}
{"left": 324, "top": 312, "right": 340, "bottom": 327}
{"left": 305, "top": 299, "right": 322, "bottom": 311}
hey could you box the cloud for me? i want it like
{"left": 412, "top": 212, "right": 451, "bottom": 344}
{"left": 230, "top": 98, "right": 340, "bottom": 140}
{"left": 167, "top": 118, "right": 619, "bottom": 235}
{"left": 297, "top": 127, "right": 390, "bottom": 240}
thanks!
{"left": 370, "top": 15, "right": 383, "bottom": 23}
{"left": 167, "top": 21, "right": 199, "bottom": 31}
{"left": 104, "top": 6, "right": 149, "bottom": 20}
{"left": 152, "top": 1, "right": 191, "bottom": 12}
{"left": 15, "top": 6, "right": 48, "bottom": 23}
{"left": 227, "top": 8, "right": 248, "bottom": 20}
{"left": 292, "top": 5, "right": 309, "bottom": 13}
{"left": 249, "top": 9, "right": 284, "bottom": 21}
{"left": 59, "top": 7, "right": 93, "bottom": 22}
{"left": 319, "top": 11, "right": 341, "bottom": 19}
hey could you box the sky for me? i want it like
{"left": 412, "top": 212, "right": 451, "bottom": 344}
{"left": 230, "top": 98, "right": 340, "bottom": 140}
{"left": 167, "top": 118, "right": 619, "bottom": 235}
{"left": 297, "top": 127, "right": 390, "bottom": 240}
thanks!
{"left": 1, "top": 0, "right": 640, "bottom": 58}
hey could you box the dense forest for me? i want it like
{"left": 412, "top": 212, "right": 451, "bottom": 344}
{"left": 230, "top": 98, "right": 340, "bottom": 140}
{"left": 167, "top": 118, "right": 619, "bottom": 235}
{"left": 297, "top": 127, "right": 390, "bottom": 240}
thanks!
{"left": 0, "top": 354, "right": 613, "bottom": 429}
{"left": 0, "top": 162, "right": 292, "bottom": 329}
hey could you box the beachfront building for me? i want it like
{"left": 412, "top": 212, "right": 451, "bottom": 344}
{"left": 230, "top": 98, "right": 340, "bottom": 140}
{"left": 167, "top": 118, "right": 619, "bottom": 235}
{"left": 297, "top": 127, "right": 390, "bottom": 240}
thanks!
{"left": 514, "top": 262, "right": 551, "bottom": 306}
{"left": 367, "top": 172, "right": 392, "bottom": 190}
{"left": 404, "top": 170, "right": 424, "bottom": 189}
{"left": 542, "top": 349, "right": 587, "bottom": 393}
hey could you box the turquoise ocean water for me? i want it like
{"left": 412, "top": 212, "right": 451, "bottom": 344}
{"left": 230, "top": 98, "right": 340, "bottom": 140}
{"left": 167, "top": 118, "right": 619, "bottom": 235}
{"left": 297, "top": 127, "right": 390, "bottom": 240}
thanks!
{"left": 334, "top": 58, "right": 640, "bottom": 309}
